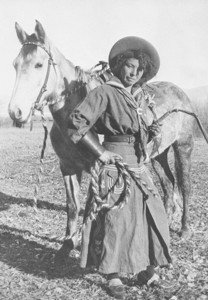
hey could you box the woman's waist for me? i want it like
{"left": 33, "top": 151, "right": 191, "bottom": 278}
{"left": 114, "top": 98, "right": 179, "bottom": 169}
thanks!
{"left": 103, "top": 139, "right": 142, "bottom": 166}
{"left": 104, "top": 134, "right": 137, "bottom": 144}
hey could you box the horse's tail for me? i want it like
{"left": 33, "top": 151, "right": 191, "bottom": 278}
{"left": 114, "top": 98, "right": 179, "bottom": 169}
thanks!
{"left": 187, "top": 89, "right": 208, "bottom": 138}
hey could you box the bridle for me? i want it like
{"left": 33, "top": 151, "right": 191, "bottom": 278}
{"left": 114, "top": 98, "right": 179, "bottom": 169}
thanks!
{"left": 22, "top": 41, "right": 57, "bottom": 112}
{"left": 22, "top": 42, "right": 110, "bottom": 113}
{"left": 21, "top": 42, "right": 58, "bottom": 158}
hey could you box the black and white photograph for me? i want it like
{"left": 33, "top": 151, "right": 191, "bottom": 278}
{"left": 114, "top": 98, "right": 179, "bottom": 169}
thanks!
{"left": 0, "top": 0, "right": 208, "bottom": 299}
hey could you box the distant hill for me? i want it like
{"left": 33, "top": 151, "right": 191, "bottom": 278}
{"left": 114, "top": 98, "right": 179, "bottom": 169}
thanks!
{"left": 0, "top": 97, "right": 12, "bottom": 127}
{"left": 185, "top": 85, "right": 208, "bottom": 114}
{"left": 185, "top": 85, "right": 208, "bottom": 136}
{"left": 0, "top": 96, "right": 9, "bottom": 117}
{"left": 185, "top": 85, "right": 208, "bottom": 105}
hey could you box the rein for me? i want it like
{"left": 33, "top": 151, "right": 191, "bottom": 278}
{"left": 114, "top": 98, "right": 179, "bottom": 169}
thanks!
{"left": 22, "top": 42, "right": 56, "bottom": 207}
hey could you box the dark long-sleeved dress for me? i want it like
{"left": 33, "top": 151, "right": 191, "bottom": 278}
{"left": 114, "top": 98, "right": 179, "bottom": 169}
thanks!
{"left": 69, "top": 76, "right": 171, "bottom": 274}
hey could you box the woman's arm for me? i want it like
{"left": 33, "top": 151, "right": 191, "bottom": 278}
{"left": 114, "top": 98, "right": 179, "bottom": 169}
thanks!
{"left": 68, "top": 87, "right": 107, "bottom": 143}
{"left": 79, "top": 131, "right": 122, "bottom": 164}
{"left": 68, "top": 86, "right": 122, "bottom": 164}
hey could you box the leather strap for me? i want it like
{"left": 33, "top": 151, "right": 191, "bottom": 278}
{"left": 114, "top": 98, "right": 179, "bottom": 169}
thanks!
{"left": 104, "top": 135, "right": 136, "bottom": 143}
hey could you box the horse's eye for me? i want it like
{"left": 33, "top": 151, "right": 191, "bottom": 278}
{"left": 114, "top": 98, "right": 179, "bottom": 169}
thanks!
{"left": 35, "top": 63, "right": 43, "bottom": 68}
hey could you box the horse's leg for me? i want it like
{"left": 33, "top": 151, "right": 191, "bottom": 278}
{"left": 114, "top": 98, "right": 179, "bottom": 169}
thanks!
{"left": 151, "top": 148, "right": 175, "bottom": 219}
{"left": 152, "top": 148, "right": 183, "bottom": 231}
{"left": 55, "top": 173, "right": 81, "bottom": 264}
{"left": 173, "top": 135, "right": 194, "bottom": 238}
{"left": 64, "top": 174, "right": 81, "bottom": 242}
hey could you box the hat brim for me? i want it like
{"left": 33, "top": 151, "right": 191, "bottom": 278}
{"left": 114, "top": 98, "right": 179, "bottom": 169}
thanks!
{"left": 108, "top": 36, "right": 160, "bottom": 82}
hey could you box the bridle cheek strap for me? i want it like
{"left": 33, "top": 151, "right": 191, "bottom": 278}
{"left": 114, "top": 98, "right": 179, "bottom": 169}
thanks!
{"left": 22, "top": 42, "right": 56, "bottom": 112}
{"left": 33, "top": 58, "right": 53, "bottom": 110}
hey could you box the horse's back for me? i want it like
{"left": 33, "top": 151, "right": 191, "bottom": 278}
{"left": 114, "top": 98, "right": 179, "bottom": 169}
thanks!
{"left": 146, "top": 81, "right": 195, "bottom": 156}
{"left": 146, "top": 81, "right": 193, "bottom": 111}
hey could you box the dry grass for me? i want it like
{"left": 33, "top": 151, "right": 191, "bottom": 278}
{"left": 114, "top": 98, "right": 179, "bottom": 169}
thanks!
{"left": 0, "top": 124, "right": 208, "bottom": 300}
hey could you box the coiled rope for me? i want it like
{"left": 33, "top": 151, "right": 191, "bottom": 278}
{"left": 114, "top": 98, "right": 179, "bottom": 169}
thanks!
{"left": 88, "top": 159, "right": 159, "bottom": 220}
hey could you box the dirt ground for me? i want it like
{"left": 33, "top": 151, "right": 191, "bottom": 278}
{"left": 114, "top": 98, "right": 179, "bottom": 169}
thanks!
{"left": 0, "top": 123, "right": 208, "bottom": 300}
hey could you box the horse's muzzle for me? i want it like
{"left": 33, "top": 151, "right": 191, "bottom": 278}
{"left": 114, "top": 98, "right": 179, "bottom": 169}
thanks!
{"left": 8, "top": 104, "right": 30, "bottom": 124}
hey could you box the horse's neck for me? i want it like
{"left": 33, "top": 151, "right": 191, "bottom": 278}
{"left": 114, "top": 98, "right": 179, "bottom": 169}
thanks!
{"left": 52, "top": 46, "right": 76, "bottom": 90}
{"left": 48, "top": 45, "right": 103, "bottom": 131}
{"left": 48, "top": 47, "right": 83, "bottom": 127}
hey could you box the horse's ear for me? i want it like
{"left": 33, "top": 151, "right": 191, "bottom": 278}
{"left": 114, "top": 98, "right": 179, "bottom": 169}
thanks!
{"left": 34, "top": 20, "right": 46, "bottom": 44}
{"left": 15, "top": 22, "right": 29, "bottom": 44}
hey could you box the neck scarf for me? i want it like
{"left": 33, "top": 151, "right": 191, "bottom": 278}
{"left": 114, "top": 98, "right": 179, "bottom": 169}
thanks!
{"left": 106, "top": 78, "right": 143, "bottom": 116}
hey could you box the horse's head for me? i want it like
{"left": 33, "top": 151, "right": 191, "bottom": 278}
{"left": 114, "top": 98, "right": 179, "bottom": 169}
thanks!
{"left": 9, "top": 20, "right": 109, "bottom": 125}
{"left": 9, "top": 20, "right": 65, "bottom": 124}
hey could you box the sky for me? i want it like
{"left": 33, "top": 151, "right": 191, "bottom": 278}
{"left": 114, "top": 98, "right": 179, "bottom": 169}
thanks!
{"left": 0, "top": 0, "right": 208, "bottom": 104}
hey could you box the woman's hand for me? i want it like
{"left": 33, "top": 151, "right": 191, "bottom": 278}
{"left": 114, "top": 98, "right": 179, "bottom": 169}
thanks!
{"left": 148, "top": 120, "right": 162, "bottom": 141}
{"left": 99, "top": 150, "right": 123, "bottom": 164}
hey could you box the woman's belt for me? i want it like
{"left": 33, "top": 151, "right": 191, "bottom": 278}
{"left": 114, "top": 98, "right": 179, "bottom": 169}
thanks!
{"left": 104, "top": 135, "right": 136, "bottom": 143}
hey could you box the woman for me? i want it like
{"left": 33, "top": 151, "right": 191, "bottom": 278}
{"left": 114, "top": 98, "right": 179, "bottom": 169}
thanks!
{"left": 68, "top": 36, "right": 172, "bottom": 299}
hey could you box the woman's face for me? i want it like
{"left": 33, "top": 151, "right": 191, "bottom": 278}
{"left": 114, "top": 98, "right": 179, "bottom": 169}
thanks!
{"left": 119, "top": 58, "right": 144, "bottom": 87}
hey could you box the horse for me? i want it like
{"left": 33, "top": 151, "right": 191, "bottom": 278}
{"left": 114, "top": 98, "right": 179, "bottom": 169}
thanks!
{"left": 9, "top": 20, "right": 196, "bottom": 262}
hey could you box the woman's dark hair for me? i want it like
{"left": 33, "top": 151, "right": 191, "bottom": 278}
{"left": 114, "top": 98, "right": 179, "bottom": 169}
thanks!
{"left": 111, "top": 50, "right": 157, "bottom": 84}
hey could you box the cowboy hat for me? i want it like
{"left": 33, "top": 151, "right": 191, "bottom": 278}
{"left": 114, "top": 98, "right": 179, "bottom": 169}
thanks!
{"left": 108, "top": 36, "right": 160, "bottom": 82}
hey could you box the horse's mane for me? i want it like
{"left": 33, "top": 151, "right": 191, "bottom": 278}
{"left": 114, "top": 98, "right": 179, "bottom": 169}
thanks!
{"left": 76, "top": 65, "right": 111, "bottom": 85}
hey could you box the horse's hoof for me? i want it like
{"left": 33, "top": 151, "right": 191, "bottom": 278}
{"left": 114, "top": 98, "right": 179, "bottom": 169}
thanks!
{"left": 180, "top": 228, "right": 191, "bottom": 239}
{"left": 54, "top": 239, "right": 74, "bottom": 266}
